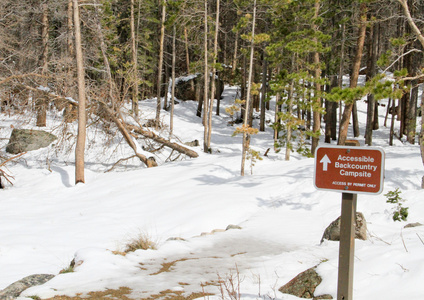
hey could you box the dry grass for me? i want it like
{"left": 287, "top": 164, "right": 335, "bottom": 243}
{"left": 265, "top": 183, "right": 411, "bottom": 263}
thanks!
{"left": 39, "top": 287, "right": 213, "bottom": 300}
{"left": 112, "top": 250, "right": 128, "bottom": 256}
{"left": 124, "top": 232, "right": 157, "bottom": 253}
{"left": 59, "top": 259, "right": 75, "bottom": 274}
{"left": 41, "top": 286, "right": 133, "bottom": 299}
{"left": 143, "top": 289, "right": 212, "bottom": 300}
{"left": 150, "top": 258, "right": 194, "bottom": 275}
{"left": 32, "top": 263, "right": 244, "bottom": 300}
{"left": 217, "top": 266, "right": 243, "bottom": 300}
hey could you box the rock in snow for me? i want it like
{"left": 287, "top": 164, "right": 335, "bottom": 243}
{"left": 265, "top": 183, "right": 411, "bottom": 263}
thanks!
{"left": 0, "top": 274, "right": 55, "bottom": 300}
{"left": 320, "top": 212, "right": 367, "bottom": 244}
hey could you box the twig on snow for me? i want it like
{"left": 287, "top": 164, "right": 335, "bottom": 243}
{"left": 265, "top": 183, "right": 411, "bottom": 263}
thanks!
{"left": 417, "top": 233, "right": 424, "bottom": 246}
{"left": 400, "top": 229, "right": 408, "bottom": 253}
{"left": 104, "top": 155, "right": 137, "bottom": 173}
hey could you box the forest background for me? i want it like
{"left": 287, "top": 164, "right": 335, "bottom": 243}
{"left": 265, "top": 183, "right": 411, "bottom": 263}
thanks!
{"left": 0, "top": 0, "right": 423, "bottom": 183}
{"left": 0, "top": 1, "right": 424, "bottom": 299}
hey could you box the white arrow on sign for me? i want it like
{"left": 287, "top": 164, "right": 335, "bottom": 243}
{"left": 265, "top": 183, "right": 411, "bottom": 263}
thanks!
{"left": 320, "top": 154, "right": 331, "bottom": 171}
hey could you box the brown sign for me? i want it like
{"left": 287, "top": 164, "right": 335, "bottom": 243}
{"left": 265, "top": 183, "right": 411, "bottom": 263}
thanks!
{"left": 314, "top": 146, "right": 385, "bottom": 194}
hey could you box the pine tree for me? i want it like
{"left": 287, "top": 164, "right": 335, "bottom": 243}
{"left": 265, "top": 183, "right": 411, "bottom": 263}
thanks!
{"left": 267, "top": 0, "right": 329, "bottom": 158}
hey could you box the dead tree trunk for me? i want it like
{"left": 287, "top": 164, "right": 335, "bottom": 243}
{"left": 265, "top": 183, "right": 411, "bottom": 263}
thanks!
{"left": 202, "top": 0, "right": 209, "bottom": 151}
{"left": 206, "top": 0, "right": 220, "bottom": 152}
{"left": 73, "top": 0, "right": 87, "bottom": 184}
{"left": 241, "top": 0, "right": 256, "bottom": 176}
{"left": 170, "top": 25, "right": 176, "bottom": 135}
{"left": 36, "top": 0, "right": 49, "bottom": 127}
{"left": 130, "top": 0, "right": 139, "bottom": 117}
{"left": 155, "top": 0, "right": 166, "bottom": 128}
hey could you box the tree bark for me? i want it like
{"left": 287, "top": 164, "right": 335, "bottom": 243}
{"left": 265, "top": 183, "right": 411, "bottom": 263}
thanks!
{"left": 365, "top": 22, "right": 378, "bottom": 146}
{"left": 241, "top": 50, "right": 247, "bottom": 103}
{"left": 325, "top": 76, "right": 338, "bottom": 143}
{"left": 202, "top": 0, "right": 209, "bottom": 151}
{"left": 389, "top": 98, "right": 396, "bottom": 146}
{"left": 184, "top": 27, "right": 194, "bottom": 93}
{"left": 407, "top": 81, "right": 418, "bottom": 143}
{"left": 324, "top": 100, "right": 332, "bottom": 143}
{"left": 248, "top": 60, "right": 258, "bottom": 127}
{"left": 399, "top": 88, "right": 408, "bottom": 138}
{"left": 41, "top": 1, "right": 49, "bottom": 75}
{"left": 206, "top": 0, "right": 220, "bottom": 152}
{"left": 420, "top": 92, "right": 424, "bottom": 188}
{"left": 384, "top": 98, "right": 391, "bottom": 127}
{"left": 232, "top": 32, "right": 238, "bottom": 79}
{"left": 311, "top": 0, "right": 322, "bottom": 154}
{"left": 259, "top": 50, "right": 267, "bottom": 132}
{"left": 338, "top": 3, "right": 367, "bottom": 145}
{"left": 73, "top": 0, "right": 87, "bottom": 184}
{"left": 241, "top": 0, "right": 256, "bottom": 176}
{"left": 285, "top": 80, "right": 295, "bottom": 161}
{"left": 273, "top": 90, "right": 281, "bottom": 144}
{"left": 352, "top": 101, "right": 360, "bottom": 137}
{"left": 338, "top": 21, "right": 346, "bottom": 123}
{"left": 155, "top": 0, "right": 166, "bottom": 128}
{"left": 67, "top": 0, "right": 74, "bottom": 58}
{"left": 170, "top": 25, "right": 176, "bottom": 135}
{"left": 130, "top": 0, "right": 139, "bottom": 117}
{"left": 163, "top": 62, "right": 169, "bottom": 110}
{"left": 36, "top": 0, "right": 49, "bottom": 127}
{"left": 365, "top": 97, "right": 376, "bottom": 145}
{"left": 64, "top": 0, "right": 75, "bottom": 113}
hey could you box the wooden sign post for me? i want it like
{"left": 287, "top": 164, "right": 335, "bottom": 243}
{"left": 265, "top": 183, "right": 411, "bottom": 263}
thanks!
{"left": 338, "top": 192, "right": 357, "bottom": 300}
{"left": 314, "top": 145, "right": 385, "bottom": 300}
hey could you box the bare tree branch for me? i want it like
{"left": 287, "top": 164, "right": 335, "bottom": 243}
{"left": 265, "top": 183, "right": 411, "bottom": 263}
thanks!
{"left": 397, "top": 0, "right": 424, "bottom": 48}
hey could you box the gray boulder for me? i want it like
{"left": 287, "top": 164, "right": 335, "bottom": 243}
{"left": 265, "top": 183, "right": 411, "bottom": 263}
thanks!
{"left": 279, "top": 267, "right": 332, "bottom": 299}
{"left": 175, "top": 74, "right": 224, "bottom": 102}
{"left": 226, "top": 224, "right": 242, "bottom": 230}
{"left": 321, "top": 212, "right": 367, "bottom": 244}
{"left": 6, "top": 129, "right": 57, "bottom": 154}
{"left": 184, "top": 140, "right": 200, "bottom": 147}
{"left": 404, "top": 222, "right": 422, "bottom": 228}
{"left": 0, "top": 274, "right": 55, "bottom": 300}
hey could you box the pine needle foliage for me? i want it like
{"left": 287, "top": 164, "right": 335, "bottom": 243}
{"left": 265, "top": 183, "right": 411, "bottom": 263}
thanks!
{"left": 385, "top": 188, "right": 409, "bottom": 222}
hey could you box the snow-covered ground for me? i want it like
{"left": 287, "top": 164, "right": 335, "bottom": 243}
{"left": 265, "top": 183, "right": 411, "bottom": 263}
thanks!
{"left": 0, "top": 83, "right": 423, "bottom": 300}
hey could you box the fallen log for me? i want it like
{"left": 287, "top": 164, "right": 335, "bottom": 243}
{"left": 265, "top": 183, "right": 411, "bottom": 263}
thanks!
{"left": 20, "top": 84, "right": 198, "bottom": 167}
{"left": 97, "top": 102, "right": 198, "bottom": 159}
{"left": 127, "top": 124, "right": 199, "bottom": 158}
{"left": 98, "top": 102, "right": 158, "bottom": 168}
